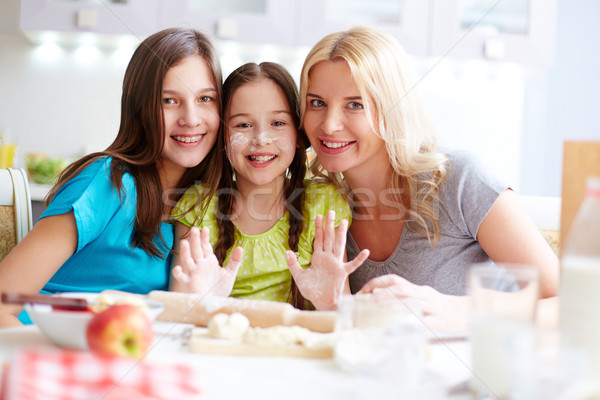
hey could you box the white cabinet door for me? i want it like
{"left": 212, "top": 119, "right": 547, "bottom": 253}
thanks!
{"left": 295, "top": 0, "right": 430, "bottom": 56}
{"left": 158, "top": 0, "right": 297, "bottom": 46}
{"left": 430, "top": 0, "right": 557, "bottom": 67}
{"left": 20, "top": 0, "right": 159, "bottom": 37}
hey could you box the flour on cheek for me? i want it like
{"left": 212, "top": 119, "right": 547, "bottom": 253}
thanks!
{"left": 228, "top": 132, "right": 249, "bottom": 160}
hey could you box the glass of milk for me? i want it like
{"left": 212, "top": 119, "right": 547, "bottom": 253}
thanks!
{"left": 468, "top": 264, "right": 540, "bottom": 399}
{"left": 334, "top": 293, "right": 426, "bottom": 381}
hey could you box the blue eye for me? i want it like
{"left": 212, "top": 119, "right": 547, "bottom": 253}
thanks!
{"left": 199, "top": 96, "right": 212, "bottom": 103}
{"left": 348, "top": 102, "right": 363, "bottom": 110}
{"left": 235, "top": 122, "right": 252, "bottom": 128}
{"left": 163, "top": 98, "right": 176, "bottom": 104}
{"left": 273, "top": 120, "right": 286, "bottom": 127}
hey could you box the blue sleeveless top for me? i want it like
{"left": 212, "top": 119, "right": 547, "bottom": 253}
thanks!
{"left": 19, "top": 157, "right": 172, "bottom": 324}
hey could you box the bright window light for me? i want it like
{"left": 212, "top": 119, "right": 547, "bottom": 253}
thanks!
{"left": 33, "top": 43, "right": 64, "bottom": 63}
{"left": 111, "top": 45, "right": 135, "bottom": 66}
{"left": 74, "top": 44, "right": 101, "bottom": 63}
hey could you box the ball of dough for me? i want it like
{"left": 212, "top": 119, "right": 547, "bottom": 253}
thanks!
{"left": 208, "top": 313, "right": 250, "bottom": 340}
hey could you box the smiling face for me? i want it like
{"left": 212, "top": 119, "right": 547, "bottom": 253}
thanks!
{"left": 303, "top": 59, "right": 389, "bottom": 178}
{"left": 225, "top": 78, "right": 297, "bottom": 191}
{"left": 159, "top": 54, "right": 220, "bottom": 187}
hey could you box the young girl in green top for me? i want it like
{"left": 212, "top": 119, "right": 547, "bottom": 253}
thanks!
{"left": 171, "top": 62, "right": 369, "bottom": 310}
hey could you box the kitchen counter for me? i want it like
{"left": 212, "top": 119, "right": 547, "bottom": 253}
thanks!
{"left": 27, "top": 183, "right": 51, "bottom": 224}
{"left": 28, "top": 183, "right": 52, "bottom": 202}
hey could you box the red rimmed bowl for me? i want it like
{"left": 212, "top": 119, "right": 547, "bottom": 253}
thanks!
{"left": 25, "top": 292, "right": 163, "bottom": 350}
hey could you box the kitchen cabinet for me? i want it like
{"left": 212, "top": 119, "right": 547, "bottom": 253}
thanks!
{"left": 18, "top": 0, "right": 557, "bottom": 67}
{"left": 20, "top": 0, "right": 159, "bottom": 45}
{"left": 296, "top": 0, "right": 556, "bottom": 66}
{"left": 157, "top": 0, "right": 297, "bottom": 46}
{"left": 430, "top": 0, "right": 557, "bottom": 67}
{"left": 295, "top": 0, "right": 430, "bottom": 56}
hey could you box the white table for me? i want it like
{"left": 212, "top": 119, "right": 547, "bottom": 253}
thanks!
{"left": 0, "top": 323, "right": 473, "bottom": 399}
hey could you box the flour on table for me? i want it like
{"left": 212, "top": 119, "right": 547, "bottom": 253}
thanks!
{"left": 207, "top": 312, "right": 335, "bottom": 349}
{"left": 243, "top": 326, "right": 308, "bottom": 347}
{"left": 243, "top": 326, "right": 334, "bottom": 349}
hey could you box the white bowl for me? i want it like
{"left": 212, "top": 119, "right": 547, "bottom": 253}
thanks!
{"left": 25, "top": 292, "right": 163, "bottom": 350}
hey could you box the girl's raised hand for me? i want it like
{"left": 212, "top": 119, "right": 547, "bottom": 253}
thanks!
{"left": 172, "top": 227, "right": 243, "bottom": 297}
{"left": 286, "top": 210, "right": 369, "bottom": 311}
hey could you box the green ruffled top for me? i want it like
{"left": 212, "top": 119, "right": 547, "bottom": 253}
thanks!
{"left": 173, "top": 180, "right": 351, "bottom": 302}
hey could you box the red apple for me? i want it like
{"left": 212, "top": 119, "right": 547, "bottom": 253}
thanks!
{"left": 86, "top": 304, "right": 154, "bottom": 359}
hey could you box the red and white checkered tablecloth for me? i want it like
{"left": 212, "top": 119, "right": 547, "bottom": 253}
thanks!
{"left": 1, "top": 349, "right": 203, "bottom": 400}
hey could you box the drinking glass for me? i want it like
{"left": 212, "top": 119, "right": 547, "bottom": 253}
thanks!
{"left": 334, "top": 293, "right": 426, "bottom": 380}
{"left": 468, "top": 263, "right": 540, "bottom": 399}
{"left": 0, "top": 142, "right": 16, "bottom": 168}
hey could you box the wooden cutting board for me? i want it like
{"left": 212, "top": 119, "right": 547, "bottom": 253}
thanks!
{"left": 189, "top": 327, "right": 335, "bottom": 359}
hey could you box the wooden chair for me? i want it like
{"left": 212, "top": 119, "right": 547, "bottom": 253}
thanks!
{"left": 519, "top": 194, "right": 561, "bottom": 256}
{"left": 560, "top": 141, "right": 600, "bottom": 251}
{"left": 0, "top": 168, "right": 33, "bottom": 261}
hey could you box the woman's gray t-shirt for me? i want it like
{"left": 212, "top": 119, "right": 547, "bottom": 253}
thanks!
{"left": 347, "top": 149, "right": 507, "bottom": 296}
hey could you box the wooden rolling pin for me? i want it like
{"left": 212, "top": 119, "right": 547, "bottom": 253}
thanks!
{"left": 147, "top": 290, "right": 336, "bottom": 333}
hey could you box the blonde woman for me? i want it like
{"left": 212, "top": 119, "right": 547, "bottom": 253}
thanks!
{"left": 299, "top": 26, "right": 559, "bottom": 332}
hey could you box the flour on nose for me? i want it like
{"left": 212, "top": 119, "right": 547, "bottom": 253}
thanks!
{"left": 252, "top": 131, "right": 274, "bottom": 146}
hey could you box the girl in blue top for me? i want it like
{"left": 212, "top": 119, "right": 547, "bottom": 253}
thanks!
{"left": 171, "top": 62, "right": 369, "bottom": 310}
{"left": 0, "top": 28, "right": 224, "bottom": 327}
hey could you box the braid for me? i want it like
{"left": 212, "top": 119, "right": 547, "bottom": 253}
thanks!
{"left": 214, "top": 195, "right": 236, "bottom": 265}
{"left": 287, "top": 146, "right": 309, "bottom": 309}
{"left": 214, "top": 165, "right": 237, "bottom": 265}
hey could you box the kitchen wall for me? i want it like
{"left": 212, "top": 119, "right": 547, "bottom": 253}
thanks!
{"left": 519, "top": 0, "right": 600, "bottom": 196}
{"left": 1, "top": 0, "right": 599, "bottom": 197}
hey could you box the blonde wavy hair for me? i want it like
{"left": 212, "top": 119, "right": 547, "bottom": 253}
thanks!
{"left": 299, "top": 26, "right": 447, "bottom": 244}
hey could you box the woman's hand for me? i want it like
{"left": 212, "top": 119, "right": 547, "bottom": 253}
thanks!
{"left": 286, "top": 210, "right": 369, "bottom": 311}
{"left": 359, "top": 274, "right": 469, "bottom": 334}
{"left": 171, "top": 227, "right": 243, "bottom": 297}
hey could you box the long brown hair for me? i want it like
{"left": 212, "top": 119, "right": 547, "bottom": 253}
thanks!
{"left": 215, "top": 62, "right": 310, "bottom": 309}
{"left": 47, "top": 28, "right": 223, "bottom": 258}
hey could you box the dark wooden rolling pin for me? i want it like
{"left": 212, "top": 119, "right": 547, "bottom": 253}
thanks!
{"left": 146, "top": 290, "right": 336, "bottom": 333}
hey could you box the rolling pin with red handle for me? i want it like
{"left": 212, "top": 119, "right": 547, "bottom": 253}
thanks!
{"left": 146, "top": 290, "right": 336, "bottom": 333}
